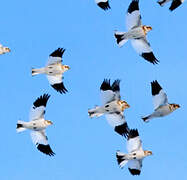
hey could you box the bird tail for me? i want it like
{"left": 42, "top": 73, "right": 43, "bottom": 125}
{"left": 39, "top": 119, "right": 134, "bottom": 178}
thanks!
{"left": 88, "top": 106, "right": 104, "bottom": 118}
{"left": 141, "top": 114, "right": 152, "bottom": 122}
{"left": 116, "top": 151, "right": 129, "bottom": 168}
{"left": 31, "top": 68, "right": 45, "bottom": 76}
{"left": 16, "top": 120, "right": 26, "bottom": 133}
{"left": 114, "top": 31, "right": 128, "bottom": 47}
{"left": 157, "top": 0, "right": 168, "bottom": 6}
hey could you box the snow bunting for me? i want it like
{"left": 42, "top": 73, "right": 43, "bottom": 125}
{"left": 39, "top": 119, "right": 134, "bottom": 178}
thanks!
{"left": 95, "top": 0, "right": 110, "bottom": 10}
{"left": 0, "top": 44, "right": 10, "bottom": 55}
{"left": 88, "top": 79, "right": 130, "bottom": 137}
{"left": 116, "top": 129, "right": 152, "bottom": 175}
{"left": 16, "top": 94, "right": 55, "bottom": 156}
{"left": 32, "top": 48, "right": 70, "bottom": 94}
{"left": 142, "top": 80, "right": 180, "bottom": 122}
{"left": 157, "top": 0, "right": 185, "bottom": 11}
{"left": 114, "top": 0, "right": 158, "bottom": 64}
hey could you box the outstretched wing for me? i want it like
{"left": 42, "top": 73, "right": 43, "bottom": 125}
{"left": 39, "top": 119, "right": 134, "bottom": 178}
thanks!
{"left": 29, "top": 94, "right": 50, "bottom": 121}
{"left": 127, "top": 129, "right": 142, "bottom": 153}
{"left": 47, "top": 75, "right": 67, "bottom": 94}
{"left": 100, "top": 79, "right": 121, "bottom": 105}
{"left": 95, "top": 0, "right": 110, "bottom": 10}
{"left": 128, "top": 159, "right": 142, "bottom": 175}
{"left": 46, "top": 48, "right": 65, "bottom": 65}
{"left": 105, "top": 112, "right": 129, "bottom": 137}
{"left": 31, "top": 130, "right": 55, "bottom": 156}
{"left": 126, "top": 0, "right": 142, "bottom": 30}
{"left": 151, "top": 80, "right": 168, "bottom": 110}
{"left": 131, "top": 38, "right": 159, "bottom": 65}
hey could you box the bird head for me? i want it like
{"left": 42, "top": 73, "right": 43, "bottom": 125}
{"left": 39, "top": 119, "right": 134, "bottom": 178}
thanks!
{"left": 169, "top": 103, "right": 180, "bottom": 111}
{"left": 142, "top": 25, "right": 152, "bottom": 35}
{"left": 62, "top": 65, "right": 70, "bottom": 72}
{"left": 4, "top": 47, "right": 11, "bottom": 53}
{"left": 144, "top": 150, "right": 153, "bottom": 156}
{"left": 45, "top": 120, "right": 53, "bottom": 126}
{"left": 117, "top": 100, "right": 130, "bottom": 111}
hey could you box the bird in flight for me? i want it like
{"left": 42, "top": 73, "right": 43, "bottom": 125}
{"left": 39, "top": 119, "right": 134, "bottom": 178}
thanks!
{"left": 95, "top": 0, "right": 111, "bottom": 10}
{"left": 32, "top": 48, "right": 70, "bottom": 94}
{"left": 16, "top": 94, "right": 55, "bottom": 156}
{"left": 114, "top": 0, "right": 158, "bottom": 64}
{"left": 88, "top": 79, "right": 130, "bottom": 137}
{"left": 142, "top": 80, "right": 180, "bottom": 122}
{"left": 157, "top": 0, "right": 185, "bottom": 11}
{"left": 116, "top": 129, "right": 152, "bottom": 175}
{"left": 0, "top": 44, "right": 10, "bottom": 55}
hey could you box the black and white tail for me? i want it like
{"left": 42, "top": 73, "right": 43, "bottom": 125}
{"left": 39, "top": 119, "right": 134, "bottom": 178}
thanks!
{"left": 116, "top": 151, "right": 129, "bottom": 168}
{"left": 114, "top": 32, "right": 128, "bottom": 47}
{"left": 31, "top": 68, "right": 45, "bottom": 76}
{"left": 16, "top": 120, "right": 26, "bottom": 133}
{"left": 88, "top": 106, "right": 104, "bottom": 118}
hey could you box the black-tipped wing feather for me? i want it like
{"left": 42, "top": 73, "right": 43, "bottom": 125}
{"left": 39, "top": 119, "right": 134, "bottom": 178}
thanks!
{"left": 30, "top": 94, "right": 50, "bottom": 121}
{"left": 97, "top": 1, "right": 111, "bottom": 10}
{"left": 169, "top": 0, "right": 182, "bottom": 11}
{"left": 37, "top": 144, "right": 55, "bottom": 156}
{"left": 49, "top": 48, "right": 65, "bottom": 58}
{"left": 127, "top": 0, "right": 139, "bottom": 13}
{"left": 100, "top": 79, "right": 121, "bottom": 104}
{"left": 114, "top": 122, "right": 129, "bottom": 137}
{"left": 128, "top": 168, "right": 141, "bottom": 175}
{"left": 151, "top": 80, "right": 168, "bottom": 109}
{"left": 52, "top": 82, "right": 68, "bottom": 94}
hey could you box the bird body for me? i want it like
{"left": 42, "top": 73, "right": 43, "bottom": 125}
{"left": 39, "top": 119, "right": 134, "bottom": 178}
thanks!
{"left": 88, "top": 100, "right": 129, "bottom": 118}
{"left": 32, "top": 48, "right": 70, "bottom": 93}
{"left": 114, "top": 0, "right": 158, "bottom": 64}
{"left": 142, "top": 80, "right": 180, "bottom": 122}
{"left": 0, "top": 44, "right": 10, "bottom": 55}
{"left": 116, "top": 129, "right": 152, "bottom": 175}
{"left": 88, "top": 79, "right": 130, "bottom": 137}
{"left": 16, "top": 94, "right": 55, "bottom": 156}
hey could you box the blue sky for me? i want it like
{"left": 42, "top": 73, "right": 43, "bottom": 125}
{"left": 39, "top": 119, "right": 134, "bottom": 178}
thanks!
{"left": 1, "top": 0, "right": 186, "bottom": 179}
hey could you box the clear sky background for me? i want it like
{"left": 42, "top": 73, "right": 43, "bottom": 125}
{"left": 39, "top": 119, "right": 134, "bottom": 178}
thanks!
{"left": 1, "top": 0, "right": 186, "bottom": 179}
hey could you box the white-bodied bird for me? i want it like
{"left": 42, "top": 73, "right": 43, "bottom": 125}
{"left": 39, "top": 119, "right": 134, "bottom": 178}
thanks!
{"left": 114, "top": 0, "right": 158, "bottom": 64}
{"left": 95, "top": 0, "right": 111, "bottom": 10}
{"left": 88, "top": 79, "right": 130, "bottom": 137}
{"left": 142, "top": 80, "right": 180, "bottom": 122}
{"left": 116, "top": 129, "right": 152, "bottom": 176}
{"left": 0, "top": 44, "right": 10, "bottom": 55}
{"left": 32, "top": 48, "right": 70, "bottom": 94}
{"left": 16, "top": 94, "right": 55, "bottom": 156}
{"left": 157, "top": 0, "right": 185, "bottom": 11}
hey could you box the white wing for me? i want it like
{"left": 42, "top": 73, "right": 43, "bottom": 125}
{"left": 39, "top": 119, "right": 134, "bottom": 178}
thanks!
{"left": 128, "top": 159, "right": 142, "bottom": 175}
{"left": 127, "top": 129, "right": 142, "bottom": 153}
{"left": 126, "top": 0, "right": 142, "bottom": 30}
{"left": 151, "top": 81, "right": 168, "bottom": 109}
{"left": 100, "top": 79, "right": 120, "bottom": 105}
{"left": 47, "top": 74, "right": 67, "bottom": 94}
{"left": 46, "top": 56, "right": 62, "bottom": 66}
{"left": 29, "top": 94, "right": 50, "bottom": 121}
{"left": 153, "top": 90, "right": 168, "bottom": 109}
{"left": 30, "top": 130, "right": 55, "bottom": 156}
{"left": 105, "top": 113, "right": 126, "bottom": 128}
{"left": 131, "top": 38, "right": 159, "bottom": 64}
{"left": 46, "top": 48, "right": 65, "bottom": 65}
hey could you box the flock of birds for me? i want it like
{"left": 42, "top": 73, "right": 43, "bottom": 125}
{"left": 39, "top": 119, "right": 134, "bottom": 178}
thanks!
{"left": 0, "top": 0, "right": 179, "bottom": 177}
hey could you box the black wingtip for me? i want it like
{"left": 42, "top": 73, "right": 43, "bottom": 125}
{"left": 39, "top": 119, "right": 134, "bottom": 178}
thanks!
{"left": 114, "top": 122, "right": 129, "bottom": 138}
{"left": 33, "top": 94, "right": 50, "bottom": 108}
{"left": 97, "top": 1, "right": 111, "bottom": 10}
{"left": 127, "top": 0, "right": 139, "bottom": 14}
{"left": 169, "top": 0, "right": 182, "bottom": 11}
{"left": 112, "top": 79, "right": 120, "bottom": 92}
{"left": 49, "top": 48, "right": 66, "bottom": 58}
{"left": 51, "top": 83, "right": 68, "bottom": 94}
{"left": 128, "top": 168, "right": 141, "bottom": 175}
{"left": 127, "top": 129, "right": 139, "bottom": 139}
{"left": 151, "top": 80, "right": 162, "bottom": 95}
{"left": 116, "top": 152, "right": 124, "bottom": 165}
{"left": 141, "top": 52, "right": 159, "bottom": 65}
{"left": 37, "top": 144, "right": 55, "bottom": 156}
{"left": 100, "top": 79, "right": 111, "bottom": 91}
